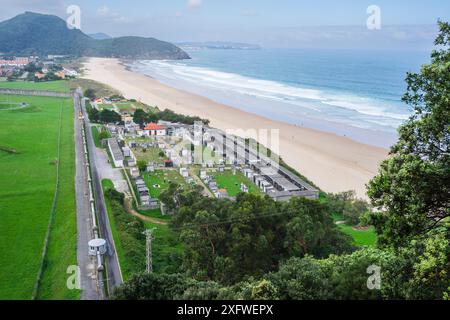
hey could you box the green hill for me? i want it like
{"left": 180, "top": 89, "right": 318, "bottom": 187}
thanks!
{"left": 0, "top": 12, "right": 190, "bottom": 60}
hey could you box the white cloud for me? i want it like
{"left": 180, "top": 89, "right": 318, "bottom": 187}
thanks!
{"left": 97, "top": 6, "right": 111, "bottom": 17}
{"left": 187, "top": 0, "right": 202, "bottom": 9}
{"left": 96, "top": 5, "right": 131, "bottom": 23}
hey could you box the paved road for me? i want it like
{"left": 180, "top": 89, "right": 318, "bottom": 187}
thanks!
{"left": 80, "top": 93, "right": 123, "bottom": 295}
{"left": 74, "top": 93, "right": 102, "bottom": 300}
{"left": 94, "top": 146, "right": 128, "bottom": 193}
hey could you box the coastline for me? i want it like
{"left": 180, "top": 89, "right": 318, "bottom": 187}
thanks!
{"left": 82, "top": 57, "right": 389, "bottom": 198}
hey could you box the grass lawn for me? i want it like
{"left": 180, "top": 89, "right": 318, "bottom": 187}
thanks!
{"left": 339, "top": 225, "right": 377, "bottom": 247}
{"left": 91, "top": 125, "right": 109, "bottom": 148}
{"left": 0, "top": 80, "right": 70, "bottom": 92}
{"left": 133, "top": 146, "right": 167, "bottom": 165}
{"left": 95, "top": 103, "right": 114, "bottom": 110}
{"left": 114, "top": 103, "right": 135, "bottom": 110}
{"left": 91, "top": 126, "right": 101, "bottom": 147}
{"left": 212, "top": 170, "right": 262, "bottom": 196}
{"left": 0, "top": 93, "right": 78, "bottom": 299}
{"left": 143, "top": 169, "right": 187, "bottom": 199}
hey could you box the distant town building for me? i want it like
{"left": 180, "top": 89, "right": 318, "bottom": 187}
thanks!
{"left": 0, "top": 57, "right": 29, "bottom": 67}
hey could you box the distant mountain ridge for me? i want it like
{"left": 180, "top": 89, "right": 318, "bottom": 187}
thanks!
{"left": 88, "top": 32, "right": 112, "bottom": 40}
{"left": 0, "top": 12, "right": 190, "bottom": 60}
{"left": 178, "top": 41, "right": 261, "bottom": 50}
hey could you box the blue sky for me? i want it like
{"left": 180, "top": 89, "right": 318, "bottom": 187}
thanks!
{"left": 2, "top": 0, "right": 449, "bottom": 49}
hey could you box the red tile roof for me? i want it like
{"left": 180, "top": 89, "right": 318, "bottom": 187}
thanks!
{"left": 144, "top": 122, "right": 166, "bottom": 130}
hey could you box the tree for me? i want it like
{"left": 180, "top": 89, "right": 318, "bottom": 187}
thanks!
{"left": 98, "top": 130, "right": 110, "bottom": 141}
{"left": 343, "top": 199, "right": 369, "bottom": 226}
{"left": 98, "top": 109, "right": 121, "bottom": 123}
{"left": 84, "top": 88, "right": 96, "bottom": 100}
{"left": 137, "top": 160, "right": 147, "bottom": 173}
{"left": 113, "top": 273, "right": 190, "bottom": 300}
{"left": 267, "top": 256, "right": 332, "bottom": 300}
{"left": 367, "top": 21, "right": 450, "bottom": 246}
{"left": 133, "top": 108, "right": 147, "bottom": 126}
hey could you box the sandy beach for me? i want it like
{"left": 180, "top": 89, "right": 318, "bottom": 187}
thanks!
{"left": 82, "top": 57, "right": 389, "bottom": 198}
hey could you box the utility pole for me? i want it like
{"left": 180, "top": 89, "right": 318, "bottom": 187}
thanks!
{"left": 142, "top": 228, "right": 156, "bottom": 273}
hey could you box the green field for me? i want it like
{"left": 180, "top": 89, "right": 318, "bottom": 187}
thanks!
{"left": 0, "top": 93, "right": 78, "bottom": 299}
{"left": 212, "top": 170, "right": 262, "bottom": 196}
{"left": 0, "top": 80, "right": 70, "bottom": 92}
{"left": 339, "top": 225, "right": 377, "bottom": 247}
{"left": 143, "top": 169, "right": 187, "bottom": 198}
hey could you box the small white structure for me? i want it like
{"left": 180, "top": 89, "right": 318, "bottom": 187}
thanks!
{"left": 180, "top": 167, "right": 189, "bottom": 178}
{"left": 123, "top": 147, "right": 131, "bottom": 157}
{"left": 240, "top": 183, "right": 249, "bottom": 193}
{"left": 199, "top": 169, "right": 207, "bottom": 179}
{"left": 88, "top": 238, "right": 107, "bottom": 256}
{"left": 260, "top": 180, "right": 272, "bottom": 193}
{"left": 243, "top": 168, "right": 254, "bottom": 179}
{"left": 130, "top": 168, "right": 139, "bottom": 178}
{"left": 146, "top": 163, "right": 155, "bottom": 172}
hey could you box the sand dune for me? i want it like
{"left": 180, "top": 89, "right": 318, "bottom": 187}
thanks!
{"left": 82, "top": 57, "right": 388, "bottom": 198}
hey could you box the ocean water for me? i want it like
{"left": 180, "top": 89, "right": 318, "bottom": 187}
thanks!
{"left": 129, "top": 48, "right": 429, "bottom": 147}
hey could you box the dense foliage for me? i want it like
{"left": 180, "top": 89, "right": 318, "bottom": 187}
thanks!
{"left": 114, "top": 232, "right": 450, "bottom": 300}
{"left": 161, "top": 186, "right": 354, "bottom": 284}
{"left": 367, "top": 21, "right": 450, "bottom": 247}
{"left": 133, "top": 108, "right": 210, "bottom": 126}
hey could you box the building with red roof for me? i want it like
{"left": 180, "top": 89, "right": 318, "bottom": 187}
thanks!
{"left": 143, "top": 122, "right": 167, "bottom": 136}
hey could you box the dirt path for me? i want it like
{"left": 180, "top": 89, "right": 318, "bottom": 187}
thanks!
{"left": 124, "top": 197, "right": 168, "bottom": 225}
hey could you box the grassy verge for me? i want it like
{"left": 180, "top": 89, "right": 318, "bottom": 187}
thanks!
{"left": 102, "top": 179, "right": 145, "bottom": 280}
{"left": 91, "top": 125, "right": 109, "bottom": 148}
